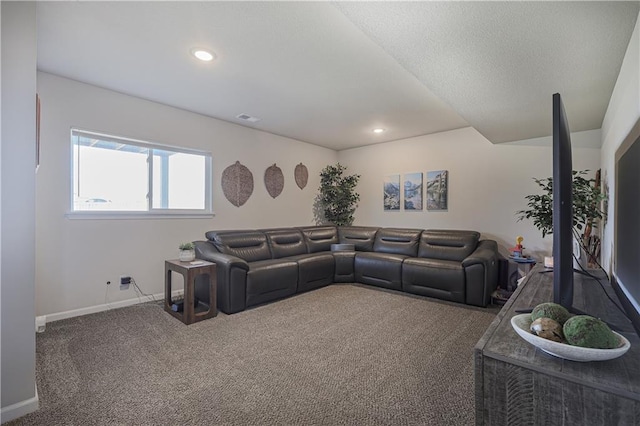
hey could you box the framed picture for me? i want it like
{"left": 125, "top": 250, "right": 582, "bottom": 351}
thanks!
{"left": 403, "top": 172, "right": 423, "bottom": 210}
{"left": 426, "top": 170, "right": 448, "bottom": 210}
{"left": 383, "top": 174, "right": 400, "bottom": 210}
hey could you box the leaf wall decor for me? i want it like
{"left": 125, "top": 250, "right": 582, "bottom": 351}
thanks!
{"left": 264, "top": 163, "right": 284, "bottom": 198}
{"left": 221, "top": 161, "right": 254, "bottom": 207}
{"left": 294, "top": 163, "right": 308, "bottom": 190}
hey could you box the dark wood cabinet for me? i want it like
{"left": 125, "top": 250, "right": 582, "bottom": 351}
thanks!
{"left": 475, "top": 265, "right": 640, "bottom": 425}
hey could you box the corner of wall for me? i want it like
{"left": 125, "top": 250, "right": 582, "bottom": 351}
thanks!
{"left": 0, "top": 387, "right": 39, "bottom": 424}
{"left": 1, "top": 0, "right": 38, "bottom": 416}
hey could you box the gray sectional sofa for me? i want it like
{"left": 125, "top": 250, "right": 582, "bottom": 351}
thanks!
{"left": 194, "top": 226, "right": 499, "bottom": 314}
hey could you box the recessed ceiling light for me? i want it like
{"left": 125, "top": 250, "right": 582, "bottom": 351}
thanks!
{"left": 373, "top": 128, "right": 385, "bottom": 134}
{"left": 191, "top": 48, "right": 215, "bottom": 62}
{"left": 236, "top": 113, "right": 261, "bottom": 123}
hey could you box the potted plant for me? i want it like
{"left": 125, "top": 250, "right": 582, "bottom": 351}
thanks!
{"left": 318, "top": 163, "right": 361, "bottom": 226}
{"left": 517, "top": 170, "right": 606, "bottom": 266}
{"left": 178, "top": 242, "right": 196, "bottom": 262}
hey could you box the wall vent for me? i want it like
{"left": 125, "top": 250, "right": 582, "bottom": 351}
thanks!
{"left": 236, "top": 113, "right": 261, "bottom": 123}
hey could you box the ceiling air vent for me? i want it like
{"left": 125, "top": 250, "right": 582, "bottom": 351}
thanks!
{"left": 236, "top": 113, "right": 261, "bottom": 123}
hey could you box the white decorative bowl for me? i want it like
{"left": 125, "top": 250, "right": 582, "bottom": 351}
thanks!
{"left": 510, "top": 314, "right": 631, "bottom": 362}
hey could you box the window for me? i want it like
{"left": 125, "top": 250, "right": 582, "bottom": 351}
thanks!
{"left": 70, "top": 129, "right": 212, "bottom": 217}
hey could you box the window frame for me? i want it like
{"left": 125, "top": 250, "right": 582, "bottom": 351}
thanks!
{"left": 67, "top": 128, "right": 214, "bottom": 219}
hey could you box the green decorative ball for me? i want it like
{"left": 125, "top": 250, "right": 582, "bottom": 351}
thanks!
{"left": 563, "top": 315, "right": 619, "bottom": 349}
{"left": 531, "top": 302, "right": 572, "bottom": 325}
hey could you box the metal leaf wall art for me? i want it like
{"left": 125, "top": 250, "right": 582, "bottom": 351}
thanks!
{"left": 294, "top": 163, "right": 308, "bottom": 190}
{"left": 221, "top": 161, "right": 254, "bottom": 207}
{"left": 264, "top": 163, "right": 284, "bottom": 198}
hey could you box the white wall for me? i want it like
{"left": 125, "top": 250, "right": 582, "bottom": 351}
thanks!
{"left": 338, "top": 127, "right": 601, "bottom": 259}
{"left": 1, "top": 1, "right": 38, "bottom": 421}
{"left": 600, "top": 10, "right": 640, "bottom": 273}
{"left": 36, "top": 72, "right": 337, "bottom": 317}
{"left": 35, "top": 10, "right": 637, "bottom": 320}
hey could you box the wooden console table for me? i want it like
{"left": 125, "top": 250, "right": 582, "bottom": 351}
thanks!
{"left": 475, "top": 265, "right": 640, "bottom": 425}
{"left": 164, "top": 259, "right": 217, "bottom": 325}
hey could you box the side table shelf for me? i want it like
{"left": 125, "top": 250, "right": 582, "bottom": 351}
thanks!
{"left": 164, "top": 259, "right": 217, "bottom": 325}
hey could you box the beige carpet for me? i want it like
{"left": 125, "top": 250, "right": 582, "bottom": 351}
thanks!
{"left": 10, "top": 284, "right": 496, "bottom": 425}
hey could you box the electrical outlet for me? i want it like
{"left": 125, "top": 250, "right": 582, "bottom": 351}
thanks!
{"left": 120, "top": 275, "right": 131, "bottom": 290}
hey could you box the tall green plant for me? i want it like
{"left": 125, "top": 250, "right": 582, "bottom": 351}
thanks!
{"left": 319, "top": 164, "right": 360, "bottom": 226}
{"left": 516, "top": 170, "right": 606, "bottom": 238}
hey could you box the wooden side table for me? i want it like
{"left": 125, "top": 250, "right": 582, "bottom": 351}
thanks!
{"left": 164, "top": 259, "right": 217, "bottom": 325}
{"left": 508, "top": 256, "right": 537, "bottom": 278}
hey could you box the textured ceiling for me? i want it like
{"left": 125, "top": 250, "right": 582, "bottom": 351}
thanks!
{"left": 335, "top": 1, "right": 640, "bottom": 144}
{"left": 36, "top": 2, "right": 638, "bottom": 150}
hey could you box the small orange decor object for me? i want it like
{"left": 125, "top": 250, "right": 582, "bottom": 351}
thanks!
{"left": 510, "top": 236, "right": 525, "bottom": 258}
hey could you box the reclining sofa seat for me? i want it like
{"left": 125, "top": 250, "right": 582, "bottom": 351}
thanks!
{"left": 403, "top": 230, "right": 478, "bottom": 303}
{"left": 200, "top": 229, "right": 286, "bottom": 313}
{"left": 264, "top": 228, "right": 335, "bottom": 294}
{"left": 194, "top": 226, "right": 498, "bottom": 314}
{"left": 354, "top": 228, "right": 422, "bottom": 291}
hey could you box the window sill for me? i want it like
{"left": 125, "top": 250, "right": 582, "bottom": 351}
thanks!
{"left": 65, "top": 211, "right": 215, "bottom": 220}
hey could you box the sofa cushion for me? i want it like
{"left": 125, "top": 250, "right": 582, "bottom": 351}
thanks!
{"left": 354, "top": 252, "right": 406, "bottom": 291}
{"left": 373, "top": 228, "right": 421, "bottom": 256}
{"left": 338, "top": 226, "right": 379, "bottom": 251}
{"left": 300, "top": 226, "right": 339, "bottom": 253}
{"left": 289, "top": 253, "right": 335, "bottom": 293}
{"left": 418, "top": 230, "right": 480, "bottom": 261}
{"left": 402, "top": 257, "right": 465, "bottom": 303}
{"left": 333, "top": 251, "right": 355, "bottom": 283}
{"left": 264, "top": 229, "right": 307, "bottom": 258}
{"left": 207, "top": 230, "right": 271, "bottom": 262}
{"left": 246, "top": 259, "right": 298, "bottom": 307}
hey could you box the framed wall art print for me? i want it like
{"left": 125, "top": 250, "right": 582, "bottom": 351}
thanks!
{"left": 383, "top": 174, "right": 400, "bottom": 211}
{"left": 426, "top": 170, "right": 448, "bottom": 211}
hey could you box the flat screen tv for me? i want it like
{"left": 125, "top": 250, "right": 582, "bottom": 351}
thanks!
{"left": 552, "top": 93, "right": 575, "bottom": 309}
{"left": 515, "top": 93, "right": 580, "bottom": 316}
{"left": 554, "top": 93, "right": 640, "bottom": 337}
{"left": 552, "top": 93, "right": 605, "bottom": 317}
{"left": 612, "top": 125, "right": 640, "bottom": 337}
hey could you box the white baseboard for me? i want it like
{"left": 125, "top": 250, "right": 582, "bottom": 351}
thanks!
{"left": 35, "top": 316, "right": 46, "bottom": 333}
{"left": 42, "top": 290, "right": 183, "bottom": 324}
{"left": 1, "top": 385, "right": 39, "bottom": 424}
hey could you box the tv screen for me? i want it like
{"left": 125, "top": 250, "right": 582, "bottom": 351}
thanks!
{"left": 551, "top": 94, "right": 638, "bottom": 335}
{"left": 613, "top": 130, "right": 640, "bottom": 337}
{"left": 552, "top": 93, "right": 574, "bottom": 309}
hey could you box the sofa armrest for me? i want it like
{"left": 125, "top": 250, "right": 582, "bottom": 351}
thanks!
{"left": 462, "top": 240, "right": 498, "bottom": 268}
{"left": 194, "top": 241, "right": 250, "bottom": 271}
{"left": 194, "top": 241, "right": 249, "bottom": 314}
{"left": 462, "top": 240, "right": 499, "bottom": 307}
